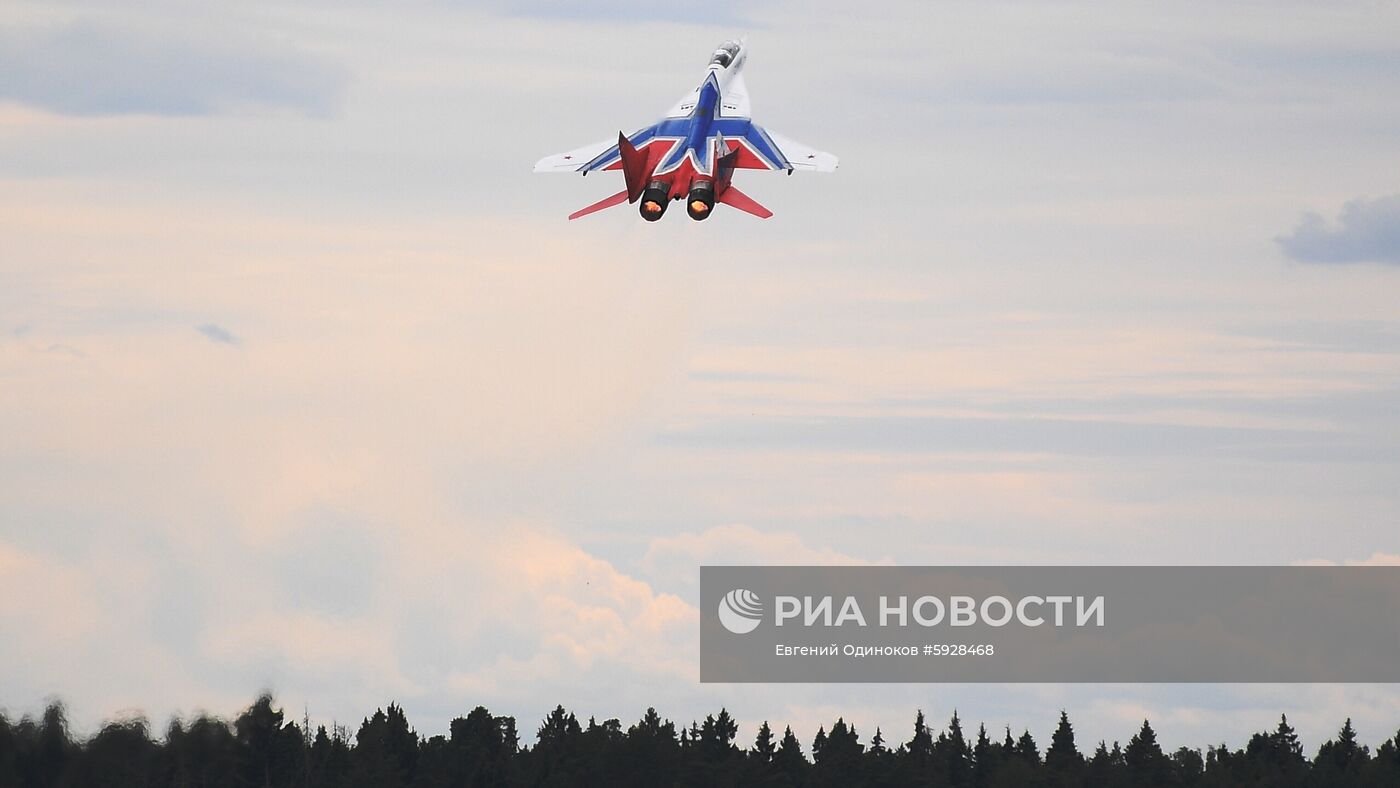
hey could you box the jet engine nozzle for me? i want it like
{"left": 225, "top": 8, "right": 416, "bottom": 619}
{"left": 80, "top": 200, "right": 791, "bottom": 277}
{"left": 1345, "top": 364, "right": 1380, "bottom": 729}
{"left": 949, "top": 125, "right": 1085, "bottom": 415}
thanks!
{"left": 640, "top": 181, "right": 670, "bottom": 221}
{"left": 686, "top": 180, "right": 715, "bottom": 221}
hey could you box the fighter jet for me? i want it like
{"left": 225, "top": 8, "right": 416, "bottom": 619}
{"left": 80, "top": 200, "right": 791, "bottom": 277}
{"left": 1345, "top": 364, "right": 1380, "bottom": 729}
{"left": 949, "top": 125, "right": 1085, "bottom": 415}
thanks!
{"left": 533, "top": 40, "right": 837, "bottom": 221}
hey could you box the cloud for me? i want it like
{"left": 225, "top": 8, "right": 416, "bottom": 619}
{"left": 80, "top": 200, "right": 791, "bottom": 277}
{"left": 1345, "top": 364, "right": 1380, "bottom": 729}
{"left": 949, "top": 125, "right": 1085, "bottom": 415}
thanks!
{"left": 496, "top": 0, "right": 754, "bottom": 25}
{"left": 1277, "top": 194, "right": 1400, "bottom": 265}
{"left": 0, "top": 192, "right": 695, "bottom": 731}
{"left": 0, "top": 19, "right": 345, "bottom": 116}
{"left": 641, "top": 524, "right": 892, "bottom": 597}
{"left": 197, "top": 324, "right": 239, "bottom": 346}
{"left": 656, "top": 414, "right": 1369, "bottom": 463}
{"left": 644, "top": 523, "right": 888, "bottom": 569}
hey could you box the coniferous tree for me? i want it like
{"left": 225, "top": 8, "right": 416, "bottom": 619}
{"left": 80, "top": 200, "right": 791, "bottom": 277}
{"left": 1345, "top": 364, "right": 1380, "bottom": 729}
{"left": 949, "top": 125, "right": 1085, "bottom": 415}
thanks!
{"left": 348, "top": 705, "right": 418, "bottom": 788}
{"left": 1045, "top": 710, "right": 1084, "bottom": 784}
{"left": 751, "top": 721, "right": 776, "bottom": 764}
{"left": 1125, "top": 719, "right": 1173, "bottom": 788}
{"left": 1243, "top": 714, "right": 1307, "bottom": 788}
{"left": 1087, "top": 739, "right": 1128, "bottom": 788}
{"left": 701, "top": 709, "right": 740, "bottom": 763}
{"left": 811, "top": 718, "right": 864, "bottom": 787}
{"left": 865, "top": 726, "right": 899, "bottom": 788}
{"left": 1204, "top": 742, "right": 1242, "bottom": 787}
{"left": 683, "top": 709, "right": 741, "bottom": 787}
{"left": 869, "top": 727, "right": 887, "bottom": 757}
{"left": 529, "top": 705, "right": 583, "bottom": 787}
{"left": 579, "top": 716, "right": 624, "bottom": 785}
{"left": 811, "top": 726, "right": 828, "bottom": 763}
{"left": 307, "top": 724, "right": 352, "bottom": 788}
{"left": 898, "top": 710, "right": 934, "bottom": 783}
{"left": 621, "top": 707, "right": 676, "bottom": 788}
{"left": 1361, "top": 729, "right": 1400, "bottom": 788}
{"left": 985, "top": 727, "right": 1040, "bottom": 788}
{"left": 934, "top": 711, "right": 973, "bottom": 787}
{"left": 6, "top": 693, "right": 1400, "bottom": 787}
{"left": 972, "top": 724, "right": 1002, "bottom": 788}
{"left": 740, "top": 720, "right": 779, "bottom": 788}
{"left": 772, "top": 726, "right": 809, "bottom": 786}
{"left": 1016, "top": 729, "right": 1041, "bottom": 766}
{"left": 1313, "top": 717, "right": 1368, "bottom": 787}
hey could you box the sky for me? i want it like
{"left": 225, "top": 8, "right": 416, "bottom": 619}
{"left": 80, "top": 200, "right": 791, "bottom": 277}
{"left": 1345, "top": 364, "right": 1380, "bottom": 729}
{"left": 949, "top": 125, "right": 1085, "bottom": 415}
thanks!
{"left": 3, "top": 0, "right": 1400, "bottom": 754}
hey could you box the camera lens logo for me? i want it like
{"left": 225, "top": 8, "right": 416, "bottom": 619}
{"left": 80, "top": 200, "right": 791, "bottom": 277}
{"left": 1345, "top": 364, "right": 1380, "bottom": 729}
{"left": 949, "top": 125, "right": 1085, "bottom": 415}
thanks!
{"left": 718, "top": 589, "right": 764, "bottom": 634}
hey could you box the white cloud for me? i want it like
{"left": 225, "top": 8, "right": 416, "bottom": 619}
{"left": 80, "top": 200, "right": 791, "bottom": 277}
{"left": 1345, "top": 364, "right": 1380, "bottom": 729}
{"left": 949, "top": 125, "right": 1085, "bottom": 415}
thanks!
{"left": 3, "top": 0, "right": 1400, "bottom": 748}
{"left": 640, "top": 524, "right": 892, "bottom": 599}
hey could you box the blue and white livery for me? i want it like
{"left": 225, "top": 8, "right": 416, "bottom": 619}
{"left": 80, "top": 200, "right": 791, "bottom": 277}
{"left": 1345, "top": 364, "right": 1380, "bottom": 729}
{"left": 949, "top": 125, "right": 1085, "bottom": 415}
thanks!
{"left": 534, "top": 40, "right": 838, "bottom": 221}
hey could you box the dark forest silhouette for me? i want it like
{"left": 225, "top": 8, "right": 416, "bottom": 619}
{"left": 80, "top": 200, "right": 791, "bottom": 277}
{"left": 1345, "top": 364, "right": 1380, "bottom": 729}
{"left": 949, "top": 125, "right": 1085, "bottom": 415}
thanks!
{"left": 1, "top": 694, "right": 1396, "bottom": 787}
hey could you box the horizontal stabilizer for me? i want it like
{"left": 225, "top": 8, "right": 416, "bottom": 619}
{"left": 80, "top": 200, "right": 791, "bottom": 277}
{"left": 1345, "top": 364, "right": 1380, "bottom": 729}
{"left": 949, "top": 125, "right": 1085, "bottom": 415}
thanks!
{"left": 717, "top": 186, "right": 773, "bottom": 219}
{"left": 568, "top": 190, "right": 629, "bottom": 220}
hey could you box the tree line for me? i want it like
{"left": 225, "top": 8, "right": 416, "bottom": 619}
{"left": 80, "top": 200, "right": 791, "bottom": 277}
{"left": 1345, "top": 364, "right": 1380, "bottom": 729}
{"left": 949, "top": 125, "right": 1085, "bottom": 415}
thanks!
{"left": 1, "top": 694, "right": 1397, "bottom": 787}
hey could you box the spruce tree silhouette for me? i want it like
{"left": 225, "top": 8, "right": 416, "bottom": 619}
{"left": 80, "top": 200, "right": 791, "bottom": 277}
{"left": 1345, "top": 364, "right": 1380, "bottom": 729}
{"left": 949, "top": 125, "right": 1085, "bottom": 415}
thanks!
{"left": 1124, "top": 719, "right": 1172, "bottom": 787}
{"left": 751, "top": 721, "right": 776, "bottom": 764}
{"left": 679, "top": 709, "right": 740, "bottom": 787}
{"left": 971, "top": 723, "right": 1002, "bottom": 788}
{"left": 2, "top": 693, "right": 1399, "bottom": 786}
{"left": 933, "top": 711, "right": 972, "bottom": 788}
{"left": 864, "top": 727, "right": 900, "bottom": 788}
{"left": 1045, "top": 710, "right": 1085, "bottom": 784}
{"left": 528, "top": 705, "right": 582, "bottom": 787}
{"left": 896, "top": 710, "right": 934, "bottom": 784}
{"left": 868, "top": 727, "right": 886, "bottom": 757}
{"left": 307, "top": 724, "right": 352, "bottom": 788}
{"left": 1087, "top": 738, "right": 1127, "bottom": 788}
{"left": 621, "top": 707, "right": 677, "bottom": 788}
{"left": 1365, "top": 728, "right": 1400, "bottom": 787}
{"left": 772, "top": 725, "right": 809, "bottom": 786}
{"left": 810, "top": 718, "right": 862, "bottom": 787}
{"left": 1242, "top": 713, "right": 1307, "bottom": 788}
{"left": 1312, "top": 717, "right": 1370, "bottom": 787}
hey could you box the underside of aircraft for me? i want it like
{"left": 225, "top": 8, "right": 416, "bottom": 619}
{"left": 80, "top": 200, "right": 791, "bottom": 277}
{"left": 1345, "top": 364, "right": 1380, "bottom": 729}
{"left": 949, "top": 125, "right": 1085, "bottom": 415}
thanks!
{"left": 534, "top": 40, "right": 838, "bottom": 221}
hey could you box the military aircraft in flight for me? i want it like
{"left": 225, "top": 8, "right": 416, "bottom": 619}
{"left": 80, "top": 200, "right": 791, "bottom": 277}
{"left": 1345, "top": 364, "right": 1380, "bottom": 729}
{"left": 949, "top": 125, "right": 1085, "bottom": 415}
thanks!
{"left": 533, "top": 40, "right": 838, "bottom": 221}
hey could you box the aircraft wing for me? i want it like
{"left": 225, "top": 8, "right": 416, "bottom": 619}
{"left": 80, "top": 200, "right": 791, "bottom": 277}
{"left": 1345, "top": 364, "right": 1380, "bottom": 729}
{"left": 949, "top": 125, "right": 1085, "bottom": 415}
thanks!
{"left": 719, "top": 72, "right": 752, "bottom": 118}
{"left": 763, "top": 128, "right": 839, "bottom": 172}
{"left": 533, "top": 138, "right": 618, "bottom": 173}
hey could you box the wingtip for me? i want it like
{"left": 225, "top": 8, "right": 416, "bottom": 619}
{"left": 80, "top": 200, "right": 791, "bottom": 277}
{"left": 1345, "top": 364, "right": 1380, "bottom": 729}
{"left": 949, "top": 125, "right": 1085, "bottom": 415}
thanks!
{"left": 717, "top": 185, "right": 773, "bottom": 219}
{"left": 568, "top": 189, "right": 630, "bottom": 221}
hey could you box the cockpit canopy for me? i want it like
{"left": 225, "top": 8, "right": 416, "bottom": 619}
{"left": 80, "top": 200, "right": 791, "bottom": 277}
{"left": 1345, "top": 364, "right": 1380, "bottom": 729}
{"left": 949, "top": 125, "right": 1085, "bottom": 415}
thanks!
{"left": 710, "top": 41, "right": 742, "bottom": 68}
